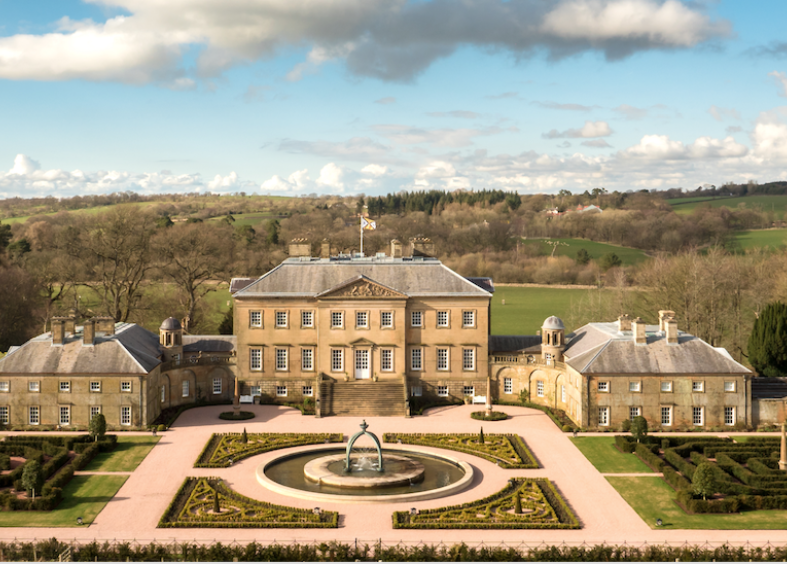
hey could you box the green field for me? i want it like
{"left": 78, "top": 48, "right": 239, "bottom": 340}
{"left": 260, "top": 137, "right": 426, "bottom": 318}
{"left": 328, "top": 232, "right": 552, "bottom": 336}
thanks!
{"left": 607, "top": 476, "right": 787, "bottom": 529}
{"left": 491, "top": 286, "right": 604, "bottom": 335}
{"left": 208, "top": 212, "right": 285, "bottom": 228}
{"left": 733, "top": 229, "right": 787, "bottom": 250}
{"left": 520, "top": 238, "right": 649, "bottom": 265}
{"left": 570, "top": 437, "right": 653, "bottom": 473}
{"left": 82, "top": 436, "right": 160, "bottom": 472}
{"left": 0, "top": 475, "right": 126, "bottom": 527}
{"left": 669, "top": 195, "right": 787, "bottom": 218}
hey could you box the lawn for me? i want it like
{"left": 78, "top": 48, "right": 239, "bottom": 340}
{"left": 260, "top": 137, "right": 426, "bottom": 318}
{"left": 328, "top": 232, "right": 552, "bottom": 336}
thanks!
{"left": 570, "top": 437, "right": 653, "bottom": 474}
{"left": 669, "top": 195, "right": 787, "bottom": 218}
{"left": 82, "top": 436, "right": 160, "bottom": 472}
{"left": 0, "top": 475, "right": 126, "bottom": 527}
{"left": 733, "top": 229, "right": 787, "bottom": 250}
{"left": 607, "top": 476, "right": 787, "bottom": 529}
{"left": 519, "top": 237, "right": 649, "bottom": 265}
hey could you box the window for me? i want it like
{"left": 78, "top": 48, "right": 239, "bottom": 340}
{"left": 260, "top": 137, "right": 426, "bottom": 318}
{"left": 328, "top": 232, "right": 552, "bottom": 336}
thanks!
{"left": 692, "top": 381, "right": 704, "bottom": 392}
{"left": 356, "top": 311, "right": 368, "bottom": 328}
{"left": 250, "top": 348, "right": 262, "bottom": 371}
{"left": 302, "top": 348, "right": 314, "bottom": 371}
{"left": 660, "top": 381, "right": 672, "bottom": 393}
{"left": 182, "top": 380, "right": 189, "bottom": 397}
{"left": 411, "top": 348, "right": 423, "bottom": 371}
{"left": 724, "top": 406, "right": 735, "bottom": 426}
{"left": 250, "top": 385, "right": 261, "bottom": 396}
{"left": 90, "top": 406, "right": 101, "bottom": 419}
{"left": 463, "top": 385, "right": 474, "bottom": 397}
{"left": 437, "top": 385, "right": 449, "bottom": 397}
{"left": 331, "top": 311, "right": 343, "bottom": 328}
{"left": 437, "top": 348, "right": 449, "bottom": 371}
{"left": 59, "top": 406, "right": 70, "bottom": 426}
{"left": 381, "top": 349, "right": 393, "bottom": 372}
{"left": 161, "top": 385, "right": 166, "bottom": 402}
{"left": 29, "top": 406, "right": 40, "bottom": 425}
{"left": 462, "top": 348, "right": 475, "bottom": 371}
{"left": 381, "top": 311, "right": 393, "bottom": 328}
{"left": 250, "top": 311, "right": 262, "bottom": 327}
{"left": 331, "top": 349, "right": 343, "bottom": 372}
{"left": 537, "top": 381, "right": 544, "bottom": 398}
{"left": 598, "top": 381, "right": 609, "bottom": 392}
{"left": 693, "top": 406, "right": 704, "bottom": 426}
{"left": 275, "top": 311, "right": 288, "bottom": 328}
{"left": 212, "top": 378, "right": 222, "bottom": 394}
{"left": 411, "top": 386, "right": 423, "bottom": 397}
{"left": 275, "top": 348, "right": 288, "bottom": 371}
{"left": 661, "top": 406, "right": 672, "bottom": 426}
{"left": 630, "top": 406, "right": 641, "bottom": 420}
{"left": 411, "top": 311, "right": 423, "bottom": 327}
{"left": 90, "top": 381, "right": 101, "bottom": 393}
{"left": 598, "top": 407, "right": 610, "bottom": 426}
{"left": 437, "top": 311, "right": 449, "bottom": 327}
{"left": 29, "top": 381, "right": 40, "bottom": 393}
{"left": 302, "top": 386, "right": 313, "bottom": 397}
{"left": 0, "top": 382, "right": 8, "bottom": 393}
{"left": 462, "top": 310, "right": 475, "bottom": 327}
{"left": 629, "top": 381, "right": 641, "bottom": 392}
{"left": 301, "top": 310, "right": 314, "bottom": 328}
{"left": 0, "top": 407, "right": 8, "bottom": 425}
{"left": 276, "top": 386, "right": 287, "bottom": 397}
{"left": 121, "top": 381, "right": 131, "bottom": 392}
{"left": 504, "top": 377, "right": 513, "bottom": 394}
{"left": 121, "top": 406, "right": 131, "bottom": 426}
{"left": 724, "top": 381, "right": 736, "bottom": 392}
{"left": 561, "top": 385, "right": 566, "bottom": 403}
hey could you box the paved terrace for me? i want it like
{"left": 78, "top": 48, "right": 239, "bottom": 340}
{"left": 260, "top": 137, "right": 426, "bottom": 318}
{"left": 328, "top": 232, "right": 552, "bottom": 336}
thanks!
{"left": 0, "top": 405, "right": 783, "bottom": 546}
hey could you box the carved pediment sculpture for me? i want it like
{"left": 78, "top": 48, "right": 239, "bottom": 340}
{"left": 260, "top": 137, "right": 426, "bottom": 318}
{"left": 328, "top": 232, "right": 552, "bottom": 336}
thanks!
{"left": 318, "top": 276, "right": 407, "bottom": 299}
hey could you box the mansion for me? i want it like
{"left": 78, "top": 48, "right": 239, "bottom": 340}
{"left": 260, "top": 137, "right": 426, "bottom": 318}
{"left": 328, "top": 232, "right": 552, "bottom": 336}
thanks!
{"left": 0, "top": 237, "right": 783, "bottom": 430}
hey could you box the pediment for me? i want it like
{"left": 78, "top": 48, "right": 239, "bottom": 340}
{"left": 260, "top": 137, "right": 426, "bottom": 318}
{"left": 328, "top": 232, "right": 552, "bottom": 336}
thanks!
{"left": 349, "top": 337, "right": 377, "bottom": 347}
{"left": 316, "top": 275, "right": 408, "bottom": 300}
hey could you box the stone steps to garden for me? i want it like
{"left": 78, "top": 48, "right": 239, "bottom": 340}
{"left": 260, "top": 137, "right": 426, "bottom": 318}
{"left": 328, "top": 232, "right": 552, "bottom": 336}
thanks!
{"left": 323, "top": 380, "right": 406, "bottom": 417}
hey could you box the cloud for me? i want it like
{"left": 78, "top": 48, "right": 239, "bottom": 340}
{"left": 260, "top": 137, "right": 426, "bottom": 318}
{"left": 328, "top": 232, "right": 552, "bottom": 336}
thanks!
{"left": 427, "top": 110, "right": 480, "bottom": 119}
{"left": 543, "top": 121, "right": 612, "bottom": 139}
{"left": 620, "top": 134, "right": 748, "bottom": 160}
{"left": 751, "top": 109, "right": 787, "bottom": 160}
{"left": 278, "top": 137, "right": 391, "bottom": 161}
{"left": 260, "top": 169, "right": 310, "bottom": 192}
{"left": 375, "top": 97, "right": 396, "bottom": 105}
{"left": 534, "top": 101, "right": 596, "bottom": 112}
{"left": 0, "top": 0, "right": 732, "bottom": 85}
{"left": 709, "top": 105, "right": 741, "bottom": 121}
{"left": 361, "top": 164, "right": 388, "bottom": 176}
{"left": 746, "top": 42, "right": 787, "bottom": 58}
{"left": 317, "top": 162, "right": 345, "bottom": 190}
{"left": 613, "top": 104, "right": 649, "bottom": 120}
{"left": 557, "top": 141, "right": 572, "bottom": 148}
{"left": 373, "top": 124, "right": 504, "bottom": 147}
{"left": 726, "top": 125, "right": 743, "bottom": 134}
{"left": 9, "top": 154, "right": 41, "bottom": 176}
{"left": 769, "top": 71, "right": 787, "bottom": 97}
{"left": 207, "top": 171, "right": 240, "bottom": 191}
{"left": 581, "top": 139, "right": 612, "bottom": 148}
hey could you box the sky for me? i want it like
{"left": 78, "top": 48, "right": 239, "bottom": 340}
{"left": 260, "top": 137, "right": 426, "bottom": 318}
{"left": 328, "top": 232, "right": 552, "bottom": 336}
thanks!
{"left": 1, "top": 0, "right": 787, "bottom": 198}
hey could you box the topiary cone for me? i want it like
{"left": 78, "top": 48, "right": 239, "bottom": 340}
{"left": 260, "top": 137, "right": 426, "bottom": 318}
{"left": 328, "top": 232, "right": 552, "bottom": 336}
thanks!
{"left": 514, "top": 493, "right": 522, "bottom": 514}
{"left": 213, "top": 491, "right": 220, "bottom": 514}
{"left": 479, "top": 426, "right": 485, "bottom": 444}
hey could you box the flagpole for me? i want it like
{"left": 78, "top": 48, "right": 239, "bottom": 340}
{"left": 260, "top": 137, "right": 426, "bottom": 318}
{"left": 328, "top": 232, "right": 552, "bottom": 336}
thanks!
{"left": 360, "top": 216, "right": 364, "bottom": 256}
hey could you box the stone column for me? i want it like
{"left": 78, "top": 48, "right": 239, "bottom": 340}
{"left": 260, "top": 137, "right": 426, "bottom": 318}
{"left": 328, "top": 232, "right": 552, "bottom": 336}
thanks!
{"left": 780, "top": 422, "right": 787, "bottom": 471}
{"left": 233, "top": 376, "right": 240, "bottom": 416}
{"left": 485, "top": 374, "right": 492, "bottom": 417}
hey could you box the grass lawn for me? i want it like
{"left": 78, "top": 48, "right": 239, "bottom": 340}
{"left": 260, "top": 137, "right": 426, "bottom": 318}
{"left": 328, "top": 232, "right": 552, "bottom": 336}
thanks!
{"left": 570, "top": 437, "right": 653, "bottom": 474}
{"left": 733, "top": 229, "right": 787, "bottom": 250}
{"left": 82, "top": 436, "right": 160, "bottom": 472}
{"left": 519, "top": 237, "right": 649, "bottom": 265}
{"left": 607, "top": 476, "right": 787, "bottom": 529}
{"left": 669, "top": 195, "right": 787, "bottom": 218}
{"left": 0, "top": 475, "right": 126, "bottom": 527}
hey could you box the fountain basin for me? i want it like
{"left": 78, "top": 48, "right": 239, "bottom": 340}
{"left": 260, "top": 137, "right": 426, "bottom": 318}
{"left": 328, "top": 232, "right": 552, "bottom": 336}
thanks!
{"left": 304, "top": 453, "right": 425, "bottom": 488}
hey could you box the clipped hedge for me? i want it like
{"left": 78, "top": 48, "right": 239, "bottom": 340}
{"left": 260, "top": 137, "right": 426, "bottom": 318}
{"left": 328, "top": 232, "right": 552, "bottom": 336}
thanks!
{"left": 614, "top": 435, "right": 634, "bottom": 453}
{"left": 384, "top": 433, "right": 538, "bottom": 469}
{"left": 634, "top": 443, "right": 664, "bottom": 472}
{"left": 676, "top": 490, "right": 740, "bottom": 514}
{"left": 663, "top": 449, "right": 697, "bottom": 480}
{"left": 195, "top": 433, "right": 343, "bottom": 468}
{"left": 662, "top": 466, "right": 691, "bottom": 491}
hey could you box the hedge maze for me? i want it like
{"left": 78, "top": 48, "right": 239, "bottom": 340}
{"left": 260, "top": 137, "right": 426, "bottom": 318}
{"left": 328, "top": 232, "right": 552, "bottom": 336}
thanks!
{"left": 618, "top": 435, "right": 787, "bottom": 513}
{"left": 392, "top": 478, "right": 578, "bottom": 529}
{"left": 383, "top": 433, "right": 538, "bottom": 469}
{"left": 194, "top": 432, "right": 343, "bottom": 468}
{"left": 159, "top": 477, "right": 338, "bottom": 528}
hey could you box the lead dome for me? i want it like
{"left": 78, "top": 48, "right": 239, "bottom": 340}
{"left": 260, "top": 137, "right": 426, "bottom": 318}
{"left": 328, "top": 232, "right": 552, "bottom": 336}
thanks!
{"left": 542, "top": 316, "right": 565, "bottom": 330}
{"left": 160, "top": 317, "right": 181, "bottom": 331}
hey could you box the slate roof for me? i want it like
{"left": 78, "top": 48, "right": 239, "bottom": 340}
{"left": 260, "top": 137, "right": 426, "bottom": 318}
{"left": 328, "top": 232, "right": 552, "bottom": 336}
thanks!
{"left": 0, "top": 323, "right": 162, "bottom": 375}
{"left": 751, "top": 377, "right": 787, "bottom": 399}
{"left": 233, "top": 257, "right": 492, "bottom": 298}
{"left": 230, "top": 278, "right": 256, "bottom": 293}
{"left": 489, "top": 335, "right": 542, "bottom": 354}
{"left": 563, "top": 322, "right": 751, "bottom": 375}
{"left": 182, "top": 335, "right": 236, "bottom": 353}
{"left": 466, "top": 277, "right": 495, "bottom": 294}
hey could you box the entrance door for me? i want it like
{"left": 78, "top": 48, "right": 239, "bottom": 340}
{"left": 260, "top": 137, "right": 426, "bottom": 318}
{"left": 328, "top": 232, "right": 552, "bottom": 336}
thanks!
{"left": 355, "top": 349, "right": 370, "bottom": 379}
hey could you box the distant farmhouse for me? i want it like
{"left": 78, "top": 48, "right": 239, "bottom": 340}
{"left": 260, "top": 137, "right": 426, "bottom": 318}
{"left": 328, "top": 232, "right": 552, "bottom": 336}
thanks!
{"left": 0, "top": 237, "right": 784, "bottom": 429}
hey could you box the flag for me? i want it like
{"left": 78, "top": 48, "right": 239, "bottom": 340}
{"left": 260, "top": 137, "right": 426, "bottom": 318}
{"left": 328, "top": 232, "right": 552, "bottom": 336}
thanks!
{"left": 361, "top": 217, "right": 377, "bottom": 230}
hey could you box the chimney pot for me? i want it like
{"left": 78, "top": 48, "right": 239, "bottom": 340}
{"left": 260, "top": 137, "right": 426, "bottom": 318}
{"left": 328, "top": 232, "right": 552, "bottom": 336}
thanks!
{"left": 51, "top": 318, "right": 66, "bottom": 346}
{"left": 391, "top": 239, "right": 403, "bottom": 259}
{"left": 665, "top": 317, "right": 679, "bottom": 344}
{"left": 658, "top": 310, "right": 676, "bottom": 332}
{"left": 95, "top": 316, "right": 115, "bottom": 335}
{"left": 321, "top": 239, "right": 331, "bottom": 259}
{"left": 83, "top": 319, "right": 96, "bottom": 346}
{"left": 288, "top": 238, "right": 311, "bottom": 258}
{"left": 618, "top": 314, "right": 631, "bottom": 332}
{"left": 632, "top": 317, "right": 647, "bottom": 345}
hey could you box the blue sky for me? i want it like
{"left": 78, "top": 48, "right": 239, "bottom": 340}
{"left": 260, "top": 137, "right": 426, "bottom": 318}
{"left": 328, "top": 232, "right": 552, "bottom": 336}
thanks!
{"left": 1, "top": 0, "right": 787, "bottom": 197}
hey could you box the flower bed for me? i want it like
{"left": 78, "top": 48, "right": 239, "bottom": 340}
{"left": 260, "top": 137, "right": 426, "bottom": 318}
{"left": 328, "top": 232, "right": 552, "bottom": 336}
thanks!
{"left": 194, "top": 433, "right": 343, "bottom": 468}
{"left": 218, "top": 411, "right": 255, "bottom": 421}
{"left": 383, "top": 433, "right": 538, "bottom": 469}
{"left": 392, "top": 478, "right": 578, "bottom": 529}
{"left": 159, "top": 477, "right": 338, "bottom": 528}
{"left": 470, "top": 411, "right": 508, "bottom": 421}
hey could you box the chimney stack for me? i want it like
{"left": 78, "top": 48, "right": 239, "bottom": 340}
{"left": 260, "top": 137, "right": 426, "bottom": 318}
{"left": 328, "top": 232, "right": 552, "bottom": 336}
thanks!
{"left": 51, "top": 318, "right": 66, "bottom": 346}
{"left": 288, "top": 238, "right": 311, "bottom": 258}
{"left": 410, "top": 237, "right": 435, "bottom": 257}
{"left": 64, "top": 316, "right": 76, "bottom": 336}
{"left": 83, "top": 318, "right": 96, "bottom": 346}
{"left": 618, "top": 314, "right": 631, "bottom": 332}
{"left": 658, "top": 310, "right": 675, "bottom": 332}
{"left": 391, "top": 239, "right": 403, "bottom": 259}
{"left": 632, "top": 317, "right": 647, "bottom": 345}
{"left": 321, "top": 239, "right": 331, "bottom": 259}
{"left": 95, "top": 317, "right": 115, "bottom": 335}
{"left": 665, "top": 316, "right": 678, "bottom": 344}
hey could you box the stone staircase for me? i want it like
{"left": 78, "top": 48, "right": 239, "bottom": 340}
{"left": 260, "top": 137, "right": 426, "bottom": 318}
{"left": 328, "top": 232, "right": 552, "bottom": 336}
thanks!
{"left": 320, "top": 378, "right": 406, "bottom": 417}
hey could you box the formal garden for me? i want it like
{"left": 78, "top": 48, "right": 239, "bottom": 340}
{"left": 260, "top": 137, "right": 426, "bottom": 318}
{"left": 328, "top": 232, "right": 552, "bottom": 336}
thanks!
{"left": 194, "top": 432, "right": 343, "bottom": 467}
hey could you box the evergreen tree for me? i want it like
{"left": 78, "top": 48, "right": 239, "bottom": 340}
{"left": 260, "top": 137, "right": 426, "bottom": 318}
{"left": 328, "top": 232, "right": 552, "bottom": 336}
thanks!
{"left": 514, "top": 493, "right": 522, "bottom": 514}
{"left": 218, "top": 305, "right": 233, "bottom": 335}
{"left": 631, "top": 416, "right": 648, "bottom": 443}
{"left": 21, "top": 460, "right": 44, "bottom": 498}
{"left": 599, "top": 252, "right": 622, "bottom": 271}
{"left": 748, "top": 302, "right": 787, "bottom": 377}
{"left": 479, "top": 427, "right": 485, "bottom": 444}
{"left": 88, "top": 413, "right": 106, "bottom": 442}
{"left": 575, "top": 248, "right": 591, "bottom": 265}
{"left": 692, "top": 463, "right": 716, "bottom": 500}
{"left": 241, "top": 428, "right": 248, "bottom": 444}
{"left": 213, "top": 491, "right": 221, "bottom": 514}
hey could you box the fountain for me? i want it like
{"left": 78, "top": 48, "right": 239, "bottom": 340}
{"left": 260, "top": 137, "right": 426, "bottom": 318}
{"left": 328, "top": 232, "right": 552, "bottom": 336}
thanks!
{"left": 257, "top": 421, "right": 474, "bottom": 503}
